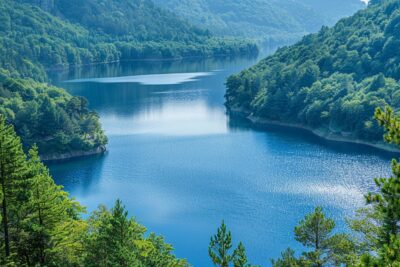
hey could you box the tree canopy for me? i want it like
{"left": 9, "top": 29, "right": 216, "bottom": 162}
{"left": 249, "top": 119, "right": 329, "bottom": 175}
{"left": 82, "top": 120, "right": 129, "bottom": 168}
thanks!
{"left": 225, "top": 0, "right": 400, "bottom": 146}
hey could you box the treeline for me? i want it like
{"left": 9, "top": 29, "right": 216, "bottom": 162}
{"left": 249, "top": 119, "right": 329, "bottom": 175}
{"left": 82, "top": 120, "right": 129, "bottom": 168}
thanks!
{"left": 0, "top": 69, "right": 107, "bottom": 157}
{"left": 152, "top": 0, "right": 363, "bottom": 45}
{"left": 225, "top": 0, "right": 400, "bottom": 145}
{"left": 208, "top": 106, "right": 400, "bottom": 266}
{"left": 1, "top": 0, "right": 258, "bottom": 81}
{"left": 0, "top": 115, "right": 187, "bottom": 266}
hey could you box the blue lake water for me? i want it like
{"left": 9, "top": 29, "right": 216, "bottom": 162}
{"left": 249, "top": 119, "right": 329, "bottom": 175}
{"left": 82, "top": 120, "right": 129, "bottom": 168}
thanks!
{"left": 48, "top": 57, "right": 395, "bottom": 266}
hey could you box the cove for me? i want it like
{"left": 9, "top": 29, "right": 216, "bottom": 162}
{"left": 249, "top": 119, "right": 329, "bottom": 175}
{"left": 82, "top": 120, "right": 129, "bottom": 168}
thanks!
{"left": 48, "top": 57, "right": 395, "bottom": 266}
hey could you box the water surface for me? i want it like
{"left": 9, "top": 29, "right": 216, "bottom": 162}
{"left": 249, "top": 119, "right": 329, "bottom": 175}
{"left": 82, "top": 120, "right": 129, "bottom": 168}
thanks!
{"left": 49, "top": 57, "right": 394, "bottom": 266}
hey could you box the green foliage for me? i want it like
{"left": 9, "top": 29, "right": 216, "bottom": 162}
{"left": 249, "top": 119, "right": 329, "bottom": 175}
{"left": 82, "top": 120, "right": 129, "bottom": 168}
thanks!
{"left": 152, "top": 0, "right": 363, "bottom": 45}
{"left": 0, "top": 117, "right": 186, "bottom": 266}
{"left": 209, "top": 221, "right": 234, "bottom": 267}
{"left": 0, "top": 115, "right": 28, "bottom": 264}
{"left": 209, "top": 221, "right": 256, "bottom": 267}
{"left": 0, "top": 74, "right": 107, "bottom": 156}
{"left": 84, "top": 200, "right": 188, "bottom": 267}
{"left": 271, "top": 249, "right": 300, "bottom": 267}
{"left": 233, "top": 242, "right": 257, "bottom": 267}
{"left": 225, "top": 0, "right": 400, "bottom": 144}
{"left": 294, "top": 207, "right": 356, "bottom": 266}
{"left": 1, "top": 0, "right": 258, "bottom": 81}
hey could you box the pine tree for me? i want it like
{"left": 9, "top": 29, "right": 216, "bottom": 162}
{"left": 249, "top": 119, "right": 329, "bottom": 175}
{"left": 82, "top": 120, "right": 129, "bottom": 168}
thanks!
{"left": 362, "top": 107, "right": 400, "bottom": 264}
{"left": 233, "top": 242, "right": 256, "bottom": 267}
{"left": 209, "top": 221, "right": 235, "bottom": 267}
{"left": 294, "top": 207, "right": 355, "bottom": 266}
{"left": 271, "top": 248, "right": 300, "bottom": 267}
{"left": 0, "top": 115, "right": 28, "bottom": 263}
{"left": 19, "top": 146, "right": 86, "bottom": 266}
{"left": 84, "top": 200, "right": 145, "bottom": 267}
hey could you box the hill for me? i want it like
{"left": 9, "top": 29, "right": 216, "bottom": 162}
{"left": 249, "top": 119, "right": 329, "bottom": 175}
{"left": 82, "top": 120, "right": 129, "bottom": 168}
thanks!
{"left": 0, "top": 0, "right": 257, "bottom": 157}
{"left": 152, "top": 0, "right": 365, "bottom": 45}
{"left": 225, "top": 0, "right": 400, "bottom": 148}
{"left": 1, "top": 0, "right": 258, "bottom": 80}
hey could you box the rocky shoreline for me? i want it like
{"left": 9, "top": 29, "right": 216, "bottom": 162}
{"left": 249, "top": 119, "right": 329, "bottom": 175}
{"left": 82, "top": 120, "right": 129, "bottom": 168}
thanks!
{"left": 40, "top": 146, "right": 107, "bottom": 162}
{"left": 229, "top": 107, "right": 400, "bottom": 153}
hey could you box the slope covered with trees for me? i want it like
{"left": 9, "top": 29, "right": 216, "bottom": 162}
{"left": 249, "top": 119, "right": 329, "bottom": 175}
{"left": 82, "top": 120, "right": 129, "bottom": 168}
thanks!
{"left": 1, "top": 0, "right": 258, "bottom": 80}
{"left": 225, "top": 0, "right": 400, "bottom": 147}
{"left": 152, "top": 0, "right": 364, "bottom": 45}
{"left": 0, "top": 69, "right": 107, "bottom": 159}
{"left": 0, "top": 116, "right": 187, "bottom": 266}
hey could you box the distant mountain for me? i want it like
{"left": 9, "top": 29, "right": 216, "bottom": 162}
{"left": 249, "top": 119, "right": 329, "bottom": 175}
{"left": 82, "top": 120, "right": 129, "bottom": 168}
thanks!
{"left": 152, "top": 0, "right": 365, "bottom": 44}
{"left": 300, "top": 0, "right": 366, "bottom": 24}
{"left": 225, "top": 0, "right": 400, "bottom": 147}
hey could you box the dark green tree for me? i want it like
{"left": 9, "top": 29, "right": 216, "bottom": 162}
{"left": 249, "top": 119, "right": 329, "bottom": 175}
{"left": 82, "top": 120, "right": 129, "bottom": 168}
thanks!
{"left": 209, "top": 221, "right": 235, "bottom": 267}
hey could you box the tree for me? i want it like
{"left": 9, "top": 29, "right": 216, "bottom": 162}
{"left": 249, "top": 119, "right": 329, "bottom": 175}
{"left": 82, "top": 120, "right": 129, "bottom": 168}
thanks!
{"left": 209, "top": 221, "right": 256, "bottom": 267}
{"left": 233, "top": 242, "right": 256, "bottom": 267}
{"left": 271, "top": 248, "right": 300, "bottom": 267}
{"left": 359, "top": 106, "right": 400, "bottom": 265}
{"left": 19, "top": 146, "right": 86, "bottom": 266}
{"left": 0, "top": 115, "right": 28, "bottom": 263}
{"left": 294, "top": 207, "right": 355, "bottom": 266}
{"left": 84, "top": 200, "right": 143, "bottom": 267}
{"left": 209, "top": 221, "right": 235, "bottom": 267}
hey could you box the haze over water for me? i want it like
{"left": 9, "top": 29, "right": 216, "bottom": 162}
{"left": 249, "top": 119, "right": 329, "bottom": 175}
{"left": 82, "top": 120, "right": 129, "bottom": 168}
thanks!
{"left": 49, "top": 57, "right": 393, "bottom": 266}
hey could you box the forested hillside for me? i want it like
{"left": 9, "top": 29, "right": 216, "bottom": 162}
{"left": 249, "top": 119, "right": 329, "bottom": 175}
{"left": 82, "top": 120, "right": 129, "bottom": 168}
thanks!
{"left": 2, "top": 0, "right": 257, "bottom": 80}
{"left": 152, "top": 0, "right": 365, "bottom": 45}
{"left": 225, "top": 0, "right": 400, "bottom": 147}
{"left": 0, "top": 0, "right": 258, "bottom": 157}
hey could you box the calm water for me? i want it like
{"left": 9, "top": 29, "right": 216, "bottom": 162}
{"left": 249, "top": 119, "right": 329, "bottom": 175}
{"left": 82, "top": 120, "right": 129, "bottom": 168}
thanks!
{"left": 49, "top": 57, "right": 394, "bottom": 266}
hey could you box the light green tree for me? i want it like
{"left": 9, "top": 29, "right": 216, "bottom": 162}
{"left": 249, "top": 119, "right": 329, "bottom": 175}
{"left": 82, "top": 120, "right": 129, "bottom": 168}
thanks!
{"left": 0, "top": 115, "right": 28, "bottom": 264}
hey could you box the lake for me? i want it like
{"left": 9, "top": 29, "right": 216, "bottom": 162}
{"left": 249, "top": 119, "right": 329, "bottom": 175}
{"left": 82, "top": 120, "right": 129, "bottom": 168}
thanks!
{"left": 48, "top": 56, "right": 394, "bottom": 266}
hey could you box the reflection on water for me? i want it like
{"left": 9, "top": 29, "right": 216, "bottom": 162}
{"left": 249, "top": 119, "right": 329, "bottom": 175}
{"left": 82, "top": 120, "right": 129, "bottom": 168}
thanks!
{"left": 65, "top": 72, "right": 214, "bottom": 85}
{"left": 101, "top": 101, "right": 228, "bottom": 136}
{"left": 48, "top": 57, "right": 395, "bottom": 267}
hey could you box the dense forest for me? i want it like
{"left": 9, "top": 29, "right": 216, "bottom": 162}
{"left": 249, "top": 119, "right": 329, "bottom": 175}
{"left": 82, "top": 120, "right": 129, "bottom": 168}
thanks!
{"left": 152, "top": 0, "right": 364, "bottom": 45}
{"left": 226, "top": 0, "right": 400, "bottom": 147}
{"left": 0, "top": 69, "right": 107, "bottom": 159}
{"left": 1, "top": 0, "right": 258, "bottom": 81}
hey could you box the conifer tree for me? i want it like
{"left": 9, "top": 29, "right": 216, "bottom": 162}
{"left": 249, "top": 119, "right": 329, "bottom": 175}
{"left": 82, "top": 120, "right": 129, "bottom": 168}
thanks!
{"left": 20, "top": 146, "right": 86, "bottom": 266}
{"left": 362, "top": 107, "right": 400, "bottom": 264}
{"left": 294, "top": 207, "right": 356, "bottom": 267}
{"left": 209, "top": 221, "right": 235, "bottom": 267}
{"left": 84, "top": 200, "right": 146, "bottom": 267}
{"left": 0, "top": 115, "right": 28, "bottom": 262}
{"left": 271, "top": 248, "right": 300, "bottom": 267}
{"left": 233, "top": 242, "right": 257, "bottom": 267}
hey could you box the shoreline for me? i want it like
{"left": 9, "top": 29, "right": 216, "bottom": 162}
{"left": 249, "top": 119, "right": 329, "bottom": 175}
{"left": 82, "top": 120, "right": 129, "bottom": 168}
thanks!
{"left": 46, "top": 52, "right": 259, "bottom": 72}
{"left": 229, "top": 107, "right": 400, "bottom": 153}
{"left": 41, "top": 146, "right": 107, "bottom": 162}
